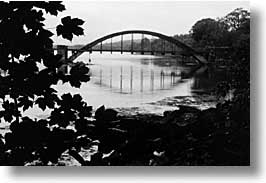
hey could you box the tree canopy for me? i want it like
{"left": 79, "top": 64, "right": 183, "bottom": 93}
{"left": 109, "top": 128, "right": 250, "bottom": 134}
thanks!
{"left": 190, "top": 8, "right": 250, "bottom": 49}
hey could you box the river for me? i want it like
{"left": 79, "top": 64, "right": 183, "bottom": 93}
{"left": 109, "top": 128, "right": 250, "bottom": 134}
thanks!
{"left": 19, "top": 52, "right": 229, "bottom": 119}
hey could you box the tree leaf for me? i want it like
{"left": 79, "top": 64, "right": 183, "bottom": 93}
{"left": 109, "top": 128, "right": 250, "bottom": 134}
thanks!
{"left": 56, "top": 16, "right": 84, "bottom": 41}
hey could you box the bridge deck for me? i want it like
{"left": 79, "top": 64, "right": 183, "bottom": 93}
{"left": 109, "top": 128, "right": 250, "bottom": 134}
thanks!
{"left": 54, "top": 48, "right": 208, "bottom": 64}
{"left": 54, "top": 30, "right": 208, "bottom": 64}
{"left": 67, "top": 49, "right": 190, "bottom": 54}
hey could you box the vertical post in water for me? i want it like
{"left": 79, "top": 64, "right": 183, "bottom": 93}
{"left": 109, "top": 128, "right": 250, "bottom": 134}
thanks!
{"left": 140, "top": 69, "right": 143, "bottom": 92}
{"left": 160, "top": 70, "right": 164, "bottom": 89}
{"left": 170, "top": 72, "right": 172, "bottom": 85}
{"left": 100, "top": 41, "right": 102, "bottom": 54}
{"left": 173, "top": 72, "right": 176, "bottom": 84}
{"left": 170, "top": 72, "right": 173, "bottom": 85}
{"left": 150, "top": 70, "right": 154, "bottom": 91}
{"left": 171, "top": 43, "right": 175, "bottom": 55}
{"left": 100, "top": 68, "right": 102, "bottom": 86}
{"left": 88, "top": 52, "right": 91, "bottom": 63}
{"left": 120, "top": 66, "right": 123, "bottom": 92}
{"left": 130, "top": 66, "right": 133, "bottom": 93}
{"left": 131, "top": 33, "right": 134, "bottom": 54}
{"left": 141, "top": 33, "right": 144, "bottom": 55}
{"left": 160, "top": 70, "right": 163, "bottom": 89}
{"left": 163, "top": 71, "right": 165, "bottom": 88}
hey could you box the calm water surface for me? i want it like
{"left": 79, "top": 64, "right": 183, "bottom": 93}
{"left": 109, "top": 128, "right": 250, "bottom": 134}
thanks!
{"left": 24, "top": 52, "right": 228, "bottom": 118}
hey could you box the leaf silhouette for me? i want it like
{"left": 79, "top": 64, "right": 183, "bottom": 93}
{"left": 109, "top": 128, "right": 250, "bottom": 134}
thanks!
{"left": 56, "top": 16, "right": 84, "bottom": 41}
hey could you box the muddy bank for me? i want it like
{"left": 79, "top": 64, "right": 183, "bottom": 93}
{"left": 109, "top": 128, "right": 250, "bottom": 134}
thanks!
{"left": 115, "top": 94, "right": 217, "bottom": 117}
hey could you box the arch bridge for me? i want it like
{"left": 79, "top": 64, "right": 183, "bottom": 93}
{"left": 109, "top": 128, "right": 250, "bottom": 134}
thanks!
{"left": 55, "top": 30, "right": 208, "bottom": 64}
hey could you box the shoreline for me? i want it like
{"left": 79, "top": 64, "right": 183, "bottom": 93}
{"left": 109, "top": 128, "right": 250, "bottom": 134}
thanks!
{"left": 0, "top": 94, "right": 217, "bottom": 137}
{"left": 115, "top": 93, "right": 217, "bottom": 117}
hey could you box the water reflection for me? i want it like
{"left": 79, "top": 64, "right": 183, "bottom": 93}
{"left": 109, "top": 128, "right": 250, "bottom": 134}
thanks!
{"left": 190, "top": 66, "right": 229, "bottom": 94}
{"left": 93, "top": 65, "right": 184, "bottom": 93}
{"left": 56, "top": 52, "right": 228, "bottom": 110}
{"left": 23, "top": 53, "right": 229, "bottom": 119}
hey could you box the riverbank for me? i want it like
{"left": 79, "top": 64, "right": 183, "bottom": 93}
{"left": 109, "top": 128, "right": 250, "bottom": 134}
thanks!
{"left": 54, "top": 97, "right": 249, "bottom": 166}
{"left": 49, "top": 93, "right": 248, "bottom": 166}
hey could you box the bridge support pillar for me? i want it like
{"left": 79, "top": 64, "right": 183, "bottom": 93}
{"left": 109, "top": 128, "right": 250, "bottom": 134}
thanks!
{"left": 57, "top": 45, "right": 68, "bottom": 74}
{"left": 57, "top": 45, "right": 68, "bottom": 60}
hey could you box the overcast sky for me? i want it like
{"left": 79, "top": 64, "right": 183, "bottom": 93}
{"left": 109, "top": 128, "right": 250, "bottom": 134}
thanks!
{"left": 45, "top": 1, "right": 249, "bottom": 45}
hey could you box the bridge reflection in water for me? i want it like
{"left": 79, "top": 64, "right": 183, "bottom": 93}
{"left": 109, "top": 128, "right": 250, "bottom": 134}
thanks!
{"left": 90, "top": 65, "right": 184, "bottom": 94}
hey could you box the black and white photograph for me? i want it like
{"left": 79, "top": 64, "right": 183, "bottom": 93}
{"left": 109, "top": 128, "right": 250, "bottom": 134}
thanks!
{"left": 0, "top": 1, "right": 250, "bottom": 167}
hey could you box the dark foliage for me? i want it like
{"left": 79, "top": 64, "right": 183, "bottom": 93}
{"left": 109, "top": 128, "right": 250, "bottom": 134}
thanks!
{"left": 0, "top": 1, "right": 92, "bottom": 165}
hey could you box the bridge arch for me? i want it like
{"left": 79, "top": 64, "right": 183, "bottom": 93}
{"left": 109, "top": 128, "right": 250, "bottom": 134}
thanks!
{"left": 68, "top": 30, "right": 207, "bottom": 64}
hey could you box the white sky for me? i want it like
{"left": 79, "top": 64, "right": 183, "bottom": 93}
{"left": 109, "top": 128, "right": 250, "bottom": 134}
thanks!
{"left": 45, "top": 1, "right": 250, "bottom": 45}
